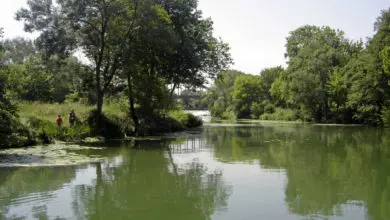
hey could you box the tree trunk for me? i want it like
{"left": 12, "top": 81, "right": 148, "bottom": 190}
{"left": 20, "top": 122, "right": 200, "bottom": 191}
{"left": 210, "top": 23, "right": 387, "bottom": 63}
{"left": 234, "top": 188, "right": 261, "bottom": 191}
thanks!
{"left": 169, "top": 83, "right": 177, "bottom": 100}
{"left": 96, "top": 90, "right": 103, "bottom": 125}
{"left": 324, "top": 97, "right": 329, "bottom": 122}
{"left": 127, "top": 73, "right": 139, "bottom": 136}
{"left": 94, "top": 14, "right": 107, "bottom": 133}
{"left": 96, "top": 65, "right": 103, "bottom": 131}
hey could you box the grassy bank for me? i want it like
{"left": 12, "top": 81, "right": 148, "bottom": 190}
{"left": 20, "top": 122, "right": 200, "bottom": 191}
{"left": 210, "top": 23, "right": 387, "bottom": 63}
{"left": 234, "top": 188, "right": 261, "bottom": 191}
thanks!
{"left": 19, "top": 102, "right": 94, "bottom": 126}
{"left": 16, "top": 102, "right": 202, "bottom": 145}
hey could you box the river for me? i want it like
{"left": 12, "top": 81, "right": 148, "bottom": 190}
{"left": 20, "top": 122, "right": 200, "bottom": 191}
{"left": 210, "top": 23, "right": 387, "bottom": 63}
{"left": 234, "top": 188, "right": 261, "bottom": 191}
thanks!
{"left": 0, "top": 122, "right": 389, "bottom": 219}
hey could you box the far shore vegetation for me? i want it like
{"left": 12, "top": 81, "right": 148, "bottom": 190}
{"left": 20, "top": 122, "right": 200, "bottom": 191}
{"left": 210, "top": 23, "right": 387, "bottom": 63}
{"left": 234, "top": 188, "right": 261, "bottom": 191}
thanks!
{"left": 203, "top": 8, "right": 390, "bottom": 127}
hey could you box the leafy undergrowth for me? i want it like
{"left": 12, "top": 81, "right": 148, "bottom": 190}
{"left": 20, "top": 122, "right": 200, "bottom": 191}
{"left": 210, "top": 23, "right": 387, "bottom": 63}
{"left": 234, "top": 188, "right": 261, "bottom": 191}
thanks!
{"left": 0, "top": 109, "right": 36, "bottom": 148}
{"left": 259, "top": 108, "right": 299, "bottom": 121}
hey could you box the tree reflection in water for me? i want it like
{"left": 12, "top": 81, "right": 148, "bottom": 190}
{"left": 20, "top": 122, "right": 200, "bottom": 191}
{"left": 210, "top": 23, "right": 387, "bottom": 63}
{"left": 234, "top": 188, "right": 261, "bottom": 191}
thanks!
{"left": 74, "top": 140, "right": 232, "bottom": 220}
{"left": 204, "top": 125, "right": 390, "bottom": 220}
{"left": 1, "top": 125, "right": 389, "bottom": 220}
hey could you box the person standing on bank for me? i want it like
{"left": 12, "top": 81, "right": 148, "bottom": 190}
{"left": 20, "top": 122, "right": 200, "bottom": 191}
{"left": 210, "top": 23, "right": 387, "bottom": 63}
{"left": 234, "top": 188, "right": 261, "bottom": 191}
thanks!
{"left": 56, "top": 114, "right": 63, "bottom": 130}
{"left": 69, "top": 109, "right": 77, "bottom": 127}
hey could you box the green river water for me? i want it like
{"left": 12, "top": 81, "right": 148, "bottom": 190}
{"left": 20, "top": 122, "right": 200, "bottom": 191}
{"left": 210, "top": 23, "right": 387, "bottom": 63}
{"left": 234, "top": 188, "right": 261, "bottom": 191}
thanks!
{"left": 0, "top": 122, "right": 390, "bottom": 220}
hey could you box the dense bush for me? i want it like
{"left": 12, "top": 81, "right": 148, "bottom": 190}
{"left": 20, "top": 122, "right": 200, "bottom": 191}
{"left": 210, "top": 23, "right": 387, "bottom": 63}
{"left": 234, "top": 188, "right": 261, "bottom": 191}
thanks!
{"left": 260, "top": 108, "right": 298, "bottom": 121}
{"left": 87, "top": 109, "right": 129, "bottom": 139}
{"left": 382, "top": 107, "right": 390, "bottom": 127}
{"left": 168, "top": 111, "right": 202, "bottom": 128}
{"left": 250, "top": 102, "right": 263, "bottom": 119}
{"left": 133, "top": 110, "right": 203, "bottom": 136}
{"left": 221, "top": 109, "right": 237, "bottom": 121}
{"left": 0, "top": 109, "right": 36, "bottom": 148}
{"left": 0, "top": 71, "right": 36, "bottom": 148}
{"left": 186, "top": 113, "right": 203, "bottom": 128}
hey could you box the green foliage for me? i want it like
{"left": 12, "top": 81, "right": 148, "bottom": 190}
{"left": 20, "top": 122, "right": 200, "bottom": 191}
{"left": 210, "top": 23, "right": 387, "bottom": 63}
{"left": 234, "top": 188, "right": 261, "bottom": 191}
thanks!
{"left": 270, "top": 75, "right": 289, "bottom": 107}
{"left": 221, "top": 108, "right": 237, "bottom": 121}
{"left": 205, "top": 70, "right": 244, "bottom": 119}
{"left": 264, "top": 102, "right": 275, "bottom": 114}
{"left": 232, "top": 74, "right": 264, "bottom": 118}
{"left": 186, "top": 113, "right": 203, "bottom": 128}
{"left": 205, "top": 9, "right": 390, "bottom": 125}
{"left": 380, "top": 46, "right": 390, "bottom": 84}
{"left": 168, "top": 110, "right": 189, "bottom": 127}
{"left": 381, "top": 106, "right": 390, "bottom": 127}
{"left": 3, "top": 54, "right": 90, "bottom": 103}
{"left": 250, "top": 102, "right": 263, "bottom": 119}
{"left": 19, "top": 102, "right": 130, "bottom": 141}
{"left": 345, "top": 52, "right": 384, "bottom": 124}
{"left": 18, "top": 102, "right": 93, "bottom": 124}
{"left": 169, "top": 111, "right": 203, "bottom": 129}
{"left": 27, "top": 116, "right": 90, "bottom": 142}
{"left": 87, "top": 110, "right": 129, "bottom": 139}
{"left": 259, "top": 108, "right": 298, "bottom": 121}
{"left": 2, "top": 37, "right": 36, "bottom": 64}
{"left": 130, "top": 110, "right": 202, "bottom": 136}
{"left": 0, "top": 59, "right": 35, "bottom": 147}
{"left": 0, "top": 109, "right": 36, "bottom": 148}
{"left": 259, "top": 66, "right": 284, "bottom": 101}
{"left": 284, "top": 25, "right": 355, "bottom": 122}
{"left": 11, "top": 0, "right": 231, "bottom": 136}
{"left": 161, "top": 0, "right": 232, "bottom": 91}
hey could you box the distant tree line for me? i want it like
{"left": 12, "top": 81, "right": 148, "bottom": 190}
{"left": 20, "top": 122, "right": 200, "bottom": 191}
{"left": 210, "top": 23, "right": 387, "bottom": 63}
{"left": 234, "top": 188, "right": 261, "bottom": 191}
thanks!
{"left": 205, "top": 8, "right": 390, "bottom": 125}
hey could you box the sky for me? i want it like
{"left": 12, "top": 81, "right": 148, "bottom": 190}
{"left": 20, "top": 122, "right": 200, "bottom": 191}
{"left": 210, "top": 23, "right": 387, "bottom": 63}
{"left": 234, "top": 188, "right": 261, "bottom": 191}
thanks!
{"left": 1, "top": 0, "right": 389, "bottom": 74}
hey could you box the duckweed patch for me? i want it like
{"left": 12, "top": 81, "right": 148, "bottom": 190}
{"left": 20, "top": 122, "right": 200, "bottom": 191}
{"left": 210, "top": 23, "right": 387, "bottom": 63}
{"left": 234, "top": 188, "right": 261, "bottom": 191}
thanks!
{"left": 0, "top": 144, "right": 105, "bottom": 167}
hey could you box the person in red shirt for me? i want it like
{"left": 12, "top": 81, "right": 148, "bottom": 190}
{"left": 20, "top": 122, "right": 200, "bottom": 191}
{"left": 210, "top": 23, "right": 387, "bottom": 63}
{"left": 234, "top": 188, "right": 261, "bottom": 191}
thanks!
{"left": 56, "top": 114, "right": 63, "bottom": 129}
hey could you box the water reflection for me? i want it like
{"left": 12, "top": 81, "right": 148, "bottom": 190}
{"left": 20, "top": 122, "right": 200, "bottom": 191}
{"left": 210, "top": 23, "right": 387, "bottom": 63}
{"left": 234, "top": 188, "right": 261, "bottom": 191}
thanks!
{"left": 80, "top": 142, "right": 231, "bottom": 220}
{"left": 0, "top": 166, "right": 78, "bottom": 219}
{"left": 203, "top": 124, "right": 390, "bottom": 220}
{"left": 0, "top": 141, "right": 231, "bottom": 220}
{"left": 0, "top": 124, "right": 389, "bottom": 220}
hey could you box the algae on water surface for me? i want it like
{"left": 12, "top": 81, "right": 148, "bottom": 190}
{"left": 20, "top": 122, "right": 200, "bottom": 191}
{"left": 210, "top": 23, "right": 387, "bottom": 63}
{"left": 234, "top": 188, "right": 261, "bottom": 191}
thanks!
{"left": 0, "top": 144, "right": 105, "bottom": 167}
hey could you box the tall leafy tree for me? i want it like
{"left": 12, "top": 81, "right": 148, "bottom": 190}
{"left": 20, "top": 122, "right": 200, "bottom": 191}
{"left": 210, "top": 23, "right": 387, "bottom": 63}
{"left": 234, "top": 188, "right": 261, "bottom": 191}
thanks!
{"left": 15, "top": 0, "right": 76, "bottom": 61}
{"left": 2, "top": 38, "right": 37, "bottom": 65}
{"left": 232, "top": 74, "right": 263, "bottom": 118}
{"left": 159, "top": 0, "right": 232, "bottom": 98}
{"left": 284, "top": 25, "right": 352, "bottom": 122}
{"left": 346, "top": 8, "right": 390, "bottom": 124}
{"left": 121, "top": 0, "right": 176, "bottom": 135}
{"left": 205, "top": 70, "right": 244, "bottom": 119}
{"left": 381, "top": 46, "right": 390, "bottom": 75}
{"left": 119, "top": 0, "right": 232, "bottom": 134}
{"left": 259, "top": 66, "right": 284, "bottom": 102}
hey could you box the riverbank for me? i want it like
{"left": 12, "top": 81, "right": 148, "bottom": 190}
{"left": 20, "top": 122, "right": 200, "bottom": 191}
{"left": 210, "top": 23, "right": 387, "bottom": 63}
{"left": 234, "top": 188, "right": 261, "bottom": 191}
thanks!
{"left": 208, "top": 118, "right": 368, "bottom": 127}
{"left": 1, "top": 102, "right": 203, "bottom": 149}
